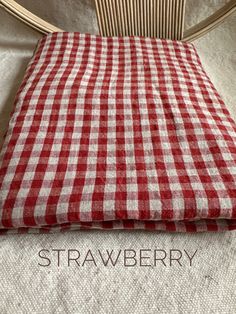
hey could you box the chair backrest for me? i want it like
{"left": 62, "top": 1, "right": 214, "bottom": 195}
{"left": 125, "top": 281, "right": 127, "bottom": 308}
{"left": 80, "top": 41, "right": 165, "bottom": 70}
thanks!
{"left": 95, "top": 0, "right": 186, "bottom": 40}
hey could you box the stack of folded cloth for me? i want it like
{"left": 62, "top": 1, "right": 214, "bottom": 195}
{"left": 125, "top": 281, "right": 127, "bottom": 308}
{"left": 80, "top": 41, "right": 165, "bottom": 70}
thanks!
{"left": 0, "top": 32, "right": 235, "bottom": 234}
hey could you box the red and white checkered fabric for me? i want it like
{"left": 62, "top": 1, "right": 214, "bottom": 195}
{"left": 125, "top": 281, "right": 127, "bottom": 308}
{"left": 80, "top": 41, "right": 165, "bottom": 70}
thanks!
{"left": 0, "top": 32, "right": 236, "bottom": 234}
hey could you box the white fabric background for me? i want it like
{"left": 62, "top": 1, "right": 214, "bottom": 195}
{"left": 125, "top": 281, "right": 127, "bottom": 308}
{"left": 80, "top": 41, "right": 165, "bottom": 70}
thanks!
{"left": 0, "top": 1, "right": 235, "bottom": 313}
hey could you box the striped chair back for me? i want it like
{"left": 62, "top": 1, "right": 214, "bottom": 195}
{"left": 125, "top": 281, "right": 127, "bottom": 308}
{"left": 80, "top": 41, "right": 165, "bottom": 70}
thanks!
{"left": 95, "top": 0, "right": 186, "bottom": 40}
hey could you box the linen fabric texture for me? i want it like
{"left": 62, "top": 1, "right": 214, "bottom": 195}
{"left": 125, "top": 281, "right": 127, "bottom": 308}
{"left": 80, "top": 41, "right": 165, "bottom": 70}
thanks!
{"left": 0, "top": 32, "right": 236, "bottom": 234}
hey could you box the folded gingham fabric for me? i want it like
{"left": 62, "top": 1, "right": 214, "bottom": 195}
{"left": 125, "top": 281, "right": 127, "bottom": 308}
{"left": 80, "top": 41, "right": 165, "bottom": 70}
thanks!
{"left": 0, "top": 32, "right": 236, "bottom": 234}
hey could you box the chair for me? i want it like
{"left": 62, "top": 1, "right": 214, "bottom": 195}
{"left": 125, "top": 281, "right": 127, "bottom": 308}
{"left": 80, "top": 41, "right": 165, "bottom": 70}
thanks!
{"left": 0, "top": 0, "right": 236, "bottom": 41}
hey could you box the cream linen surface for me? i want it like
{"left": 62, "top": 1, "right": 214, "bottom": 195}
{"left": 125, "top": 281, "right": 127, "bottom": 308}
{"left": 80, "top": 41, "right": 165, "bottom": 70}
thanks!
{"left": 0, "top": 0, "right": 235, "bottom": 313}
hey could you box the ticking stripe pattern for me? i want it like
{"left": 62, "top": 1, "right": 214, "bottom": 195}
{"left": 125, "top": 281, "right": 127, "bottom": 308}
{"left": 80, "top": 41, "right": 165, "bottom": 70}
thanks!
{"left": 95, "top": 0, "right": 186, "bottom": 39}
{"left": 0, "top": 32, "right": 236, "bottom": 234}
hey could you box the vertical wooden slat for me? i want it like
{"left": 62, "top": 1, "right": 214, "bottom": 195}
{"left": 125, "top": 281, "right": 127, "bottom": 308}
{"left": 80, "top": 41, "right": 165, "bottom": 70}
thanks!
{"left": 139, "top": 0, "right": 142, "bottom": 36}
{"left": 111, "top": 0, "right": 118, "bottom": 36}
{"left": 180, "top": 0, "right": 185, "bottom": 39}
{"left": 177, "top": 0, "right": 181, "bottom": 39}
{"left": 116, "top": 0, "right": 123, "bottom": 36}
{"left": 146, "top": 0, "right": 150, "bottom": 37}
{"left": 101, "top": 0, "right": 108, "bottom": 36}
{"left": 124, "top": 1, "right": 129, "bottom": 36}
{"left": 163, "top": 0, "right": 165, "bottom": 38}
{"left": 180, "top": 0, "right": 186, "bottom": 39}
{"left": 126, "top": 0, "right": 131, "bottom": 35}
{"left": 156, "top": 0, "right": 160, "bottom": 38}
{"left": 169, "top": 0, "right": 172, "bottom": 39}
{"left": 104, "top": 0, "right": 112, "bottom": 35}
{"left": 150, "top": 0, "right": 154, "bottom": 37}
{"left": 175, "top": 0, "right": 180, "bottom": 39}
{"left": 144, "top": 0, "right": 147, "bottom": 37}
{"left": 136, "top": 0, "right": 139, "bottom": 35}
{"left": 166, "top": 0, "right": 169, "bottom": 38}
{"left": 169, "top": 0, "right": 172, "bottom": 38}
{"left": 171, "top": 0, "right": 175, "bottom": 39}
{"left": 164, "top": 0, "right": 169, "bottom": 38}
{"left": 116, "top": 0, "right": 122, "bottom": 35}
{"left": 129, "top": 0, "right": 134, "bottom": 35}
{"left": 120, "top": 0, "right": 125, "bottom": 35}
{"left": 133, "top": 0, "right": 137, "bottom": 35}
{"left": 140, "top": 0, "right": 144, "bottom": 36}
{"left": 144, "top": 0, "right": 148, "bottom": 37}
{"left": 106, "top": 0, "right": 114, "bottom": 35}
{"left": 121, "top": 0, "right": 126, "bottom": 35}
{"left": 95, "top": 0, "right": 103, "bottom": 36}
{"left": 152, "top": 0, "right": 156, "bottom": 37}
{"left": 166, "top": 0, "right": 170, "bottom": 39}
{"left": 159, "top": 0, "right": 163, "bottom": 38}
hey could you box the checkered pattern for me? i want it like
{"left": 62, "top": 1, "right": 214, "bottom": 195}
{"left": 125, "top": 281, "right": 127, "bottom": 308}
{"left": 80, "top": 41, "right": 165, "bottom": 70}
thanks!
{"left": 0, "top": 32, "right": 236, "bottom": 234}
